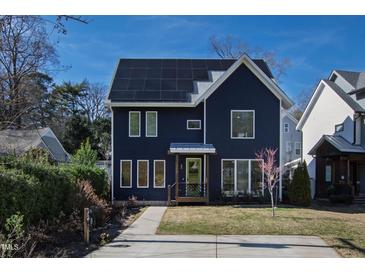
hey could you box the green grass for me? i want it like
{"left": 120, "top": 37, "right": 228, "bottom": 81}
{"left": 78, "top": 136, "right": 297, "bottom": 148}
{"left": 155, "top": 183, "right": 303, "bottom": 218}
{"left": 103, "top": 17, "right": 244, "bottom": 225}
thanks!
{"left": 157, "top": 205, "right": 365, "bottom": 257}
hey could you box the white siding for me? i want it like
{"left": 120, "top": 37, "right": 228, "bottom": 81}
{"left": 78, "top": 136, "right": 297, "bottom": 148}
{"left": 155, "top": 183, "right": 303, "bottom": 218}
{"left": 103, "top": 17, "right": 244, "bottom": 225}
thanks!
{"left": 302, "top": 84, "right": 354, "bottom": 197}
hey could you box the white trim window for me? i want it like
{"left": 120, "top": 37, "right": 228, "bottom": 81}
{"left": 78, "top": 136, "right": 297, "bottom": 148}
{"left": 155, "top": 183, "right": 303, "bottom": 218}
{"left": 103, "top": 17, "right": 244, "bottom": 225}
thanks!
{"left": 286, "top": 142, "right": 292, "bottom": 153}
{"left": 120, "top": 160, "right": 132, "bottom": 188}
{"left": 221, "top": 159, "right": 264, "bottom": 196}
{"left": 187, "top": 120, "right": 201, "bottom": 130}
{"left": 154, "top": 160, "right": 166, "bottom": 188}
{"left": 146, "top": 111, "right": 158, "bottom": 137}
{"left": 137, "top": 160, "right": 149, "bottom": 188}
{"left": 283, "top": 123, "right": 289, "bottom": 133}
{"left": 295, "top": 142, "right": 301, "bottom": 155}
{"left": 129, "top": 111, "right": 141, "bottom": 137}
{"left": 231, "top": 110, "right": 255, "bottom": 139}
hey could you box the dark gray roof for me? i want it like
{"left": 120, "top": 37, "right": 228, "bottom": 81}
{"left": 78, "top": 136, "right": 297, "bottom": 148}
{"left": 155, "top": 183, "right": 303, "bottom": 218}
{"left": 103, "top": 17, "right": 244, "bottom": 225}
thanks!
{"left": 335, "top": 70, "right": 365, "bottom": 90}
{"left": 0, "top": 127, "right": 69, "bottom": 162}
{"left": 323, "top": 80, "right": 365, "bottom": 112}
{"left": 109, "top": 58, "right": 274, "bottom": 102}
{"left": 309, "top": 135, "right": 365, "bottom": 155}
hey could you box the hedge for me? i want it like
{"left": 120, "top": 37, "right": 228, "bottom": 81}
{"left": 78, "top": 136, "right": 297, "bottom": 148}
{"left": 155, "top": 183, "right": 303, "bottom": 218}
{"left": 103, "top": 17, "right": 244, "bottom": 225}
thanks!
{"left": 0, "top": 157, "right": 109, "bottom": 229}
{"left": 61, "top": 164, "right": 109, "bottom": 199}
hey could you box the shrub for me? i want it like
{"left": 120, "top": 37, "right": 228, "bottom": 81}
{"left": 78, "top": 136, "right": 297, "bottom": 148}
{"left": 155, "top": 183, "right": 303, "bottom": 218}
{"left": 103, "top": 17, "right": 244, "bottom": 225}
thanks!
{"left": 74, "top": 180, "right": 111, "bottom": 226}
{"left": 288, "top": 161, "right": 312, "bottom": 207}
{"left": 72, "top": 139, "right": 97, "bottom": 167}
{"left": 62, "top": 164, "right": 109, "bottom": 199}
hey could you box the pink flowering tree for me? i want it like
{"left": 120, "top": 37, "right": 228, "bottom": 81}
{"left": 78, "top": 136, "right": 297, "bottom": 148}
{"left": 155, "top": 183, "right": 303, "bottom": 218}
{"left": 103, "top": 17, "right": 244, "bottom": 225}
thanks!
{"left": 256, "top": 148, "right": 281, "bottom": 217}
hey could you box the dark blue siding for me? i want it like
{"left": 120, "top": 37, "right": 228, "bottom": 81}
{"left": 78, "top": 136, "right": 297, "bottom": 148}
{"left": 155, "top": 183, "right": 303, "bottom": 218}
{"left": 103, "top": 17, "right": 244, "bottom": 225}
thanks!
{"left": 112, "top": 63, "right": 281, "bottom": 202}
{"left": 112, "top": 105, "right": 204, "bottom": 201}
{"left": 206, "top": 63, "right": 280, "bottom": 201}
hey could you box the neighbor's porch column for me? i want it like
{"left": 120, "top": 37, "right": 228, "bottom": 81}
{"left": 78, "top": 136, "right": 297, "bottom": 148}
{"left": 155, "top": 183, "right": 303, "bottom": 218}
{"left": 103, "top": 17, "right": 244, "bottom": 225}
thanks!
{"left": 206, "top": 154, "right": 209, "bottom": 205}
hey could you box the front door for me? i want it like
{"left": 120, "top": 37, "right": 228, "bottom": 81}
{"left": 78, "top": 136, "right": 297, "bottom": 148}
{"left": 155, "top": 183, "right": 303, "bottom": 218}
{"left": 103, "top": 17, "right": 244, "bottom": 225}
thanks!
{"left": 185, "top": 158, "right": 202, "bottom": 197}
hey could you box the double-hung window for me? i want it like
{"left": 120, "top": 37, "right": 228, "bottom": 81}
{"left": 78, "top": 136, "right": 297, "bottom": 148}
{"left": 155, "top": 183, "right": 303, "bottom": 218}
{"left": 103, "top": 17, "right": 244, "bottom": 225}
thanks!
{"left": 129, "top": 111, "right": 141, "bottom": 137}
{"left": 120, "top": 160, "right": 132, "bottom": 188}
{"left": 154, "top": 160, "right": 165, "bottom": 188}
{"left": 295, "top": 142, "right": 301, "bottom": 155}
{"left": 284, "top": 123, "right": 289, "bottom": 133}
{"left": 137, "top": 160, "right": 149, "bottom": 188}
{"left": 286, "top": 142, "right": 292, "bottom": 153}
{"left": 146, "top": 111, "right": 158, "bottom": 137}
{"left": 231, "top": 110, "right": 255, "bottom": 139}
{"left": 222, "top": 159, "right": 264, "bottom": 196}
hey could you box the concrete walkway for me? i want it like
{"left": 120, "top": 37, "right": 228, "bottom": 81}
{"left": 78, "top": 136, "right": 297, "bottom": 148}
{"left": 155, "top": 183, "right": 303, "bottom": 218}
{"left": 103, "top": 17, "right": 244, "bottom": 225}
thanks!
{"left": 87, "top": 206, "right": 339, "bottom": 258}
{"left": 122, "top": 206, "right": 167, "bottom": 235}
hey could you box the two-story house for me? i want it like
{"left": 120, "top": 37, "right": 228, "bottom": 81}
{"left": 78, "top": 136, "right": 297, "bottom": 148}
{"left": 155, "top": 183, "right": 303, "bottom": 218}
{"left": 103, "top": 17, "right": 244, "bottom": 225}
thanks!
{"left": 281, "top": 110, "right": 302, "bottom": 178}
{"left": 297, "top": 69, "right": 365, "bottom": 198}
{"left": 106, "top": 54, "right": 293, "bottom": 205}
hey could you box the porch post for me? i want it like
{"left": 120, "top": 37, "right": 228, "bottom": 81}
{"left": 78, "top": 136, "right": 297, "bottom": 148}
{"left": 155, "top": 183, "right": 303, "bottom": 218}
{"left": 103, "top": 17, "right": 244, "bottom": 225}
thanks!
{"left": 347, "top": 159, "right": 350, "bottom": 184}
{"left": 206, "top": 154, "right": 209, "bottom": 205}
{"left": 175, "top": 154, "right": 179, "bottom": 201}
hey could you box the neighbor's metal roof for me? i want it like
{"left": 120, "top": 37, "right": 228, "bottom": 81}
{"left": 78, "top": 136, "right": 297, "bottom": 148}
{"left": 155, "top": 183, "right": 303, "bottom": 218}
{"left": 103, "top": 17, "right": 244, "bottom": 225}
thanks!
{"left": 309, "top": 135, "right": 365, "bottom": 155}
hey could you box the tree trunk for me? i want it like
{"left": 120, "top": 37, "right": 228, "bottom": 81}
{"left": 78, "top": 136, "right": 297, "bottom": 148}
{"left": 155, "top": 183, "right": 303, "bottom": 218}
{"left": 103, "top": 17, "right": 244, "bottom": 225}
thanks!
{"left": 270, "top": 192, "right": 275, "bottom": 217}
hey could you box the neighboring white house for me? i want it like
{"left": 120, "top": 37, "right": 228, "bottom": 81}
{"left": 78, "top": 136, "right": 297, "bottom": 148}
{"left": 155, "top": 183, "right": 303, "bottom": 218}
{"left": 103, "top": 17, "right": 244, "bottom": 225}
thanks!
{"left": 0, "top": 127, "right": 70, "bottom": 162}
{"left": 297, "top": 70, "right": 365, "bottom": 198}
{"left": 281, "top": 110, "right": 301, "bottom": 174}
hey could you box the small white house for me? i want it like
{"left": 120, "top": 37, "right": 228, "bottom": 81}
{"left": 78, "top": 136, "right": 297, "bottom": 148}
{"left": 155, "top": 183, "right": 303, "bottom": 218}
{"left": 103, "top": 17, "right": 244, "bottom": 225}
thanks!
{"left": 297, "top": 70, "right": 365, "bottom": 198}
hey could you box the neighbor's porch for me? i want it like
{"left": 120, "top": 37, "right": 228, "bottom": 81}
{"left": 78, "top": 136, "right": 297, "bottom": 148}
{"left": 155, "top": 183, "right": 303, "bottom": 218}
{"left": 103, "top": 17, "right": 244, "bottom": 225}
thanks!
{"left": 167, "top": 143, "right": 216, "bottom": 205}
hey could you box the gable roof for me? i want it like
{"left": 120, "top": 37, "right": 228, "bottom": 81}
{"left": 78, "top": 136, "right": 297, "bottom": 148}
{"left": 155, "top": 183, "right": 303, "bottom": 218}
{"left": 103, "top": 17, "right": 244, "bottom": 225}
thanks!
{"left": 0, "top": 127, "right": 69, "bottom": 162}
{"left": 335, "top": 70, "right": 365, "bottom": 90}
{"left": 296, "top": 79, "right": 365, "bottom": 130}
{"left": 308, "top": 135, "right": 365, "bottom": 155}
{"left": 106, "top": 54, "right": 293, "bottom": 109}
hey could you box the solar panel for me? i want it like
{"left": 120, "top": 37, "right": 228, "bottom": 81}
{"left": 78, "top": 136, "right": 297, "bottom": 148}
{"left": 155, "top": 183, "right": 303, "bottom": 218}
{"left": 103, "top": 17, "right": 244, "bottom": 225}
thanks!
{"left": 109, "top": 58, "right": 273, "bottom": 102}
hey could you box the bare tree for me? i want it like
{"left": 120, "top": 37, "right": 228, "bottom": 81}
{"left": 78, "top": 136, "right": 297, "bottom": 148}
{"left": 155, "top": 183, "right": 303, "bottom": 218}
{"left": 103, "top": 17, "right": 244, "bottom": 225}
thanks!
{"left": 0, "top": 15, "right": 89, "bottom": 129}
{"left": 256, "top": 148, "right": 281, "bottom": 217}
{"left": 79, "top": 82, "right": 109, "bottom": 123}
{"left": 0, "top": 16, "right": 58, "bottom": 129}
{"left": 209, "top": 35, "right": 291, "bottom": 81}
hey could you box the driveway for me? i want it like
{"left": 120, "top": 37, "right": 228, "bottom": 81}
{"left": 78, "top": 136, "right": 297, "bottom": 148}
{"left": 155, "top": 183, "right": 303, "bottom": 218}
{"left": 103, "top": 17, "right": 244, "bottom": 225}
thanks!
{"left": 87, "top": 207, "right": 339, "bottom": 258}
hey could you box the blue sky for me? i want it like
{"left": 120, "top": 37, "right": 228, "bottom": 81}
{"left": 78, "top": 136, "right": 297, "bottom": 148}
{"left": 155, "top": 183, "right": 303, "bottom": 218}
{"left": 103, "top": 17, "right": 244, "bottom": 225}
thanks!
{"left": 50, "top": 16, "right": 365, "bottom": 101}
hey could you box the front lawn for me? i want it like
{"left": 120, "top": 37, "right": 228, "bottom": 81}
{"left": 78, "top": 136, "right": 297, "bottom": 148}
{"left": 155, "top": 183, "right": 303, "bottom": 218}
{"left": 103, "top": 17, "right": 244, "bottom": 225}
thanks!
{"left": 157, "top": 205, "right": 365, "bottom": 257}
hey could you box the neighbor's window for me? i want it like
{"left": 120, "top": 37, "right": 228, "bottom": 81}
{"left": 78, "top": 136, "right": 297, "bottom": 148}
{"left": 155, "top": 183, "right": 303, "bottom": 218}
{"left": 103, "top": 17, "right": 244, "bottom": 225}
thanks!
{"left": 120, "top": 160, "right": 132, "bottom": 188}
{"left": 325, "top": 164, "right": 332, "bottom": 183}
{"left": 146, "top": 111, "right": 158, "bottom": 137}
{"left": 137, "top": 160, "right": 149, "bottom": 188}
{"left": 231, "top": 110, "right": 254, "bottom": 139}
{"left": 295, "top": 142, "right": 301, "bottom": 155}
{"left": 187, "top": 120, "right": 201, "bottom": 130}
{"left": 154, "top": 160, "right": 165, "bottom": 188}
{"left": 129, "top": 111, "right": 141, "bottom": 137}
{"left": 286, "top": 142, "right": 292, "bottom": 153}
{"left": 335, "top": 123, "right": 344, "bottom": 133}
{"left": 284, "top": 123, "right": 289, "bottom": 133}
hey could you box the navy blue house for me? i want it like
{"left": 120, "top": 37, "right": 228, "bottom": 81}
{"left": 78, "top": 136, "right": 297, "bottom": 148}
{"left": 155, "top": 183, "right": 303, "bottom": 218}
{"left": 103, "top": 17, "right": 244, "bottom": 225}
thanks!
{"left": 106, "top": 54, "right": 294, "bottom": 205}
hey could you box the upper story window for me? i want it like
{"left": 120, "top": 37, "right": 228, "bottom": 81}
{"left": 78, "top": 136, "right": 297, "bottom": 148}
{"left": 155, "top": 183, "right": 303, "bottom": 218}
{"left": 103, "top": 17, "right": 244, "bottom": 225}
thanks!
{"left": 335, "top": 123, "right": 344, "bottom": 133}
{"left": 187, "top": 120, "right": 201, "bottom": 130}
{"left": 129, "top": 111, "right": 141, "bottom": 137}
{"left": 284, "top": 123, "right": 289, "bottom": 133}
{"left": 146, "top": 111, "right": 158, "bottom": 137}
{"left": 231, "top": 110, "right": 255, "bottom": 139}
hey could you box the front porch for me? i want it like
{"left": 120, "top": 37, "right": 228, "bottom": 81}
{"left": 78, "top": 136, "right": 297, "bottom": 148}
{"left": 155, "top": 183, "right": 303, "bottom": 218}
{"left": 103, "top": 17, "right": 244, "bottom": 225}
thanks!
{"left": 309, "top": 135, "right": 365, "bottom": 198}
{"left": 167, "top": 143, "right": 216, "bottom": 205}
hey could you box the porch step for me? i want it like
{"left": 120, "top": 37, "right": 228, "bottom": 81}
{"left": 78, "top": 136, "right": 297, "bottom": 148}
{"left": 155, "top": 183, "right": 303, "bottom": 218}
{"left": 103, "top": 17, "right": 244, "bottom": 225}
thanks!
{"left": 354, "top": 195, "right": 365, "bottom": 204}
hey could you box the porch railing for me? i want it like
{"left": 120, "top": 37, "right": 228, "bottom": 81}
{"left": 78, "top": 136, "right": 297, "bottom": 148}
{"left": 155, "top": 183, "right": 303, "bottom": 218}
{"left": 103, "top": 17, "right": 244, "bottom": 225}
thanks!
{"left": 168, "top": 182, "right": 207, "bottom": 205}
